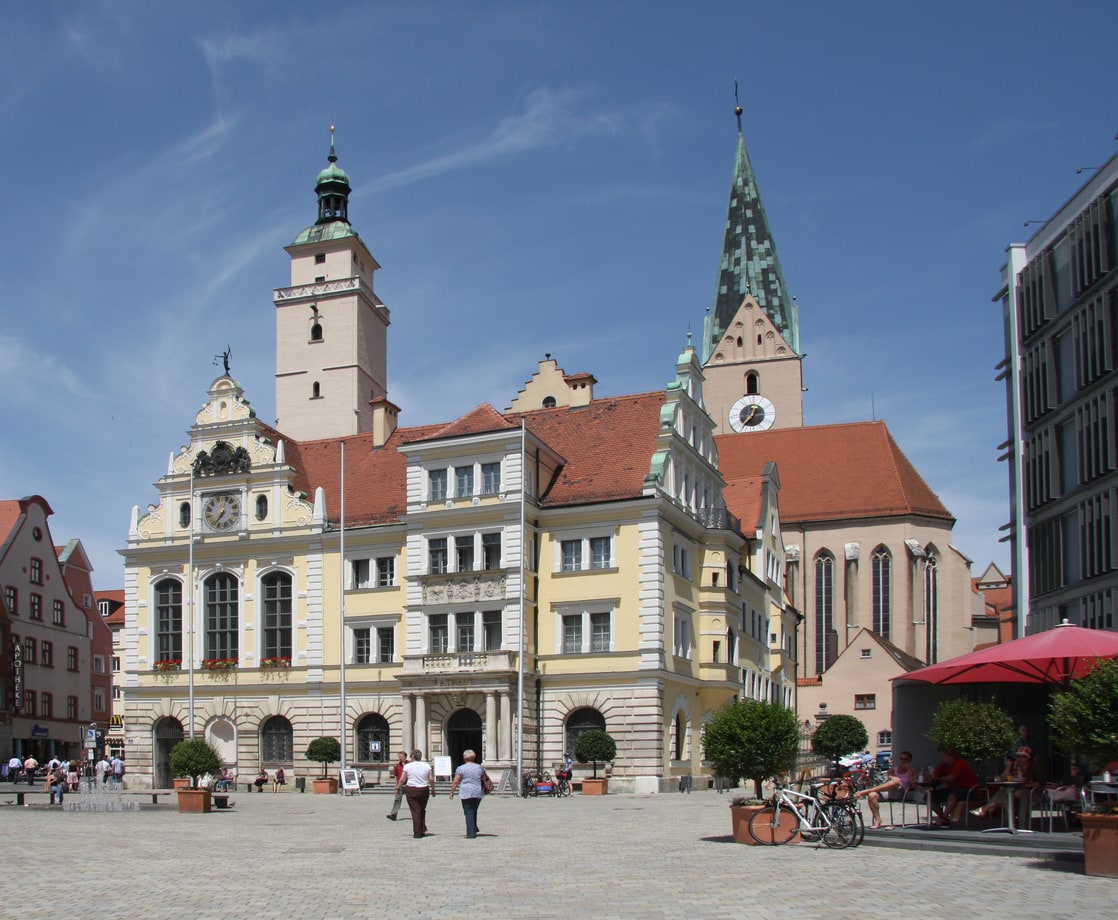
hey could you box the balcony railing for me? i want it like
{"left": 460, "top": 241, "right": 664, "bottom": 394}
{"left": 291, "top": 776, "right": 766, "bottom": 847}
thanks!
{"left": 402, "top": 650, "right": 516, "bottom": 674}
{"left": 273, "top": 277, "right": 373, "bottom": 302}
{"left": 693, "top": 506, "right": 742, "bottom": 536}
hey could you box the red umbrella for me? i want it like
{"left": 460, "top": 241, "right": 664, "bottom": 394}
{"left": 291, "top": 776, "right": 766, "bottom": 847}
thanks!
{"left": 896, "top": 622, "right": 1118, "bottom": 685}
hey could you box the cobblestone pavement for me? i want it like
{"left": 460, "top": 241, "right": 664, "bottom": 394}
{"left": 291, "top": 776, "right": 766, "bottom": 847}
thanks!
{"left": 3, "top": 789, "right": 1112, "bottom": 919}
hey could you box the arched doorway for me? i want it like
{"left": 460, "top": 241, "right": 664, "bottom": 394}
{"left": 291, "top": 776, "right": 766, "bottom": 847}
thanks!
{"left": 153, "top": 717, "right": 184, "bottom": 788}
{"left": 446, "top": 708, "right": 483, "bottom": 768}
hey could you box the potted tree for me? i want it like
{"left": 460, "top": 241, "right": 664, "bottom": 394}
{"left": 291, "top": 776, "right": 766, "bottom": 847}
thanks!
{"left": 928, "top": 697, "right": 1017, "bottom": 779}
{"left": 169, "top": 738, "right": 222, "bottom": 813}
{"left": 574, "top": 730, "right": 616, "bottom": 794}
{"left": 305, "top": 736, "right": 341, "bottom": 794}
{"left": 1050, "top": 657, "right": 1118, "bottom": 877}
{"left": 810, "top": 714, "right": 869, "bottom": 777}
{"left": 702, "top": 699, "right": 801, "bottom": 844}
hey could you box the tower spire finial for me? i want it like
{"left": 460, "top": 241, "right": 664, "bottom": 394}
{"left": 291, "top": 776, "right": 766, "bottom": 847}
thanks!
{"left": 734, "top": 80, "right": 743, "bottom": 134}
{"left": 328, "top": 124, "right": 337, "bottom": 164}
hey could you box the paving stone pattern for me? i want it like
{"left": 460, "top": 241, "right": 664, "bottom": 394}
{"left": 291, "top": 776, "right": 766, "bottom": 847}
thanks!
{"left": 3, "top": 790, "right": 1112, "bottom": 919}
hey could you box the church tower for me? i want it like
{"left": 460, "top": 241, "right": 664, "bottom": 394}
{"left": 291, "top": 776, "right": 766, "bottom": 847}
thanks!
{"left": 702, "top": 104, "right": 804, "bottom": 435}
{"left": 274, "top": 129, "right": 391, "bottom": 441}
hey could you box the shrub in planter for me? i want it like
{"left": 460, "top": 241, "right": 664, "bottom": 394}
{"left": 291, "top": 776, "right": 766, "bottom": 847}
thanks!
{"left": 574, "top": 730, "right": 616, "bottom": 779}
{"left": 928, "top": 697, "right": 1016, "bottom": 772}
{"left": 702, "top": 699, "right": 800, "bottom": 798}
{"left": 1049, "top": 657, "right": 1118, "bottom": 774}
{"left": 811, "top": 714, "right": 869, "bottom": 772}
{"left": 305, "top": 736, "right": 341, "bottom": 778}
{"left": 169, "top": 738, "right": 223, "bottom": 788}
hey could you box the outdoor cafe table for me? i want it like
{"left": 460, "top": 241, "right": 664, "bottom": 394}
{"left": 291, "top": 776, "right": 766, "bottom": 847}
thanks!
{"left": 982, "top": 780, "right": 1033, "bottom": 834}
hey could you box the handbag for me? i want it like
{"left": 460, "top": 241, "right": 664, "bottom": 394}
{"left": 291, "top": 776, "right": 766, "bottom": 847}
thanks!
{"left": 480, "top": 770, "right": 494, "bottom": 795}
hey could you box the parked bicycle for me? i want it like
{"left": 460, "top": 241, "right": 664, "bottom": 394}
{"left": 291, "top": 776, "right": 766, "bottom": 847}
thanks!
{"left": 748, "top": 776, "right": 864, "bottom": 848}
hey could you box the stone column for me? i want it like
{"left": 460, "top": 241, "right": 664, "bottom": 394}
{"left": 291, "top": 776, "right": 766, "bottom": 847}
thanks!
{"left": 401, "top": 694, "right": 414, "bottom": 754}
{"left": 414, "top": 694, "right": 427, "bottom": 757}
{"left": 485, "top": 692, "right": 497, "bottom": 763}
{"left": 499, "top": 691, "right": 512, "bottom": 762}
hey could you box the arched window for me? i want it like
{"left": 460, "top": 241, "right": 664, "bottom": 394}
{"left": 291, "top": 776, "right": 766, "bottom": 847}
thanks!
{"left": 311, "top": 381, "right": 321, "bottom": 399}
{"left": 673, "top": 711, "right": 686, "bottom": 760}
{"left": 356, "top": 713, "right": 390, "bottom": 764}
{"left": 154, "top": 579, "right": 182, "bottom": 663}
{"left": 260, "top": 715, "right": 293, "bottom": 762}
{"left": 542, "top": 396, "right": 557, "bottom": 409}
{"left": 814, "top": 552, "right": 835, "bottom": 675}
{"left": 923, "top": 552, "right": 939, "bottom": 662}
{"left": 872, "top": 547, "right": 891, "bottom": 638}
{"left": 179, "top": 502, "right": 191, "bottom": 528}
{"left": 204, "top": 572, "right": 238, "bottom": 661}
{"left": 565, "top": 707, "right": 606, "bottom": 756}
{"left": 261, "top": 572, "right": 292, "bottom": 661}
{"left": 310, "top": 322, "right": 323, "bottom": 342}
{"left": 255, "top": 495, "right": 268, "bottom": 520}
{"left": 746, "top": 371, "right": 759, "bottom": 395}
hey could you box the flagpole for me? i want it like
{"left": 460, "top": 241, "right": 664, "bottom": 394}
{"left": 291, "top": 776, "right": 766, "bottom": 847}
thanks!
{"left": 338, "top": 441, "right": 347, "bottom": 778}
{"left": 187, "top": 465, "right": 195, "bottom": 739}
{"left": 516, "top": 418, "right": 525, "bottom": 791}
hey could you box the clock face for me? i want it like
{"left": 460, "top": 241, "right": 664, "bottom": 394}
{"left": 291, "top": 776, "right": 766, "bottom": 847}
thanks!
{"left": 203, "top": 493, "right": 241, "bottom": 531}
{"left": 729, "top": 395, "right": 776, "bottom": 433}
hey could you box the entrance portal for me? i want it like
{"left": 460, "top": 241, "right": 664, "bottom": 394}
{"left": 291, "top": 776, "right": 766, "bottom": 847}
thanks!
{"left": 153, "top": 717, "right": 184, "bottom": 788}
{"left": 446, "top": 708, "right": 483, "bottom": 768}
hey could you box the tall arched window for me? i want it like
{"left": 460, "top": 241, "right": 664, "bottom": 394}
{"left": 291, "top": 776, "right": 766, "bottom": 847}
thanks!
{"left": 154, "top": 579, "right": 182, "bottom": 663}
{"left": 673, "top": 711, "right": 686, "bottom": 761}
{"left": 872, "top": 547, "right": 891, "bottom": 639}
{"left": 261, "top": 572, "right": 292, "bottom": 661}
{"left": 565, "top": 707, "right": 606, "bottom": 757}
{"left": 311, "top": 381, "right": 321, "bottom": 399}
{"left": 356, "top": 713, "right": 390, "bottom": 763}
{"left": 204, "top": 572, "right": 239, "bottom": 661}
{"left": 923, "top": 553, "right": 939, "bottom": 663}
{"left": 814, "top": 552, "right": 834, "bottom": 675}
{"left": 746, "top": 371, "right": 759, "bottom": 395}
{"left": 261, "top": 716, "right": 293, "bottom": 762}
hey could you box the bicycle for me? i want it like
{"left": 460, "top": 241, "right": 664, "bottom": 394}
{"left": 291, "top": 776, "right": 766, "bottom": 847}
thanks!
{"left": 748, "top": 777, "right": 864, "bottom": 848}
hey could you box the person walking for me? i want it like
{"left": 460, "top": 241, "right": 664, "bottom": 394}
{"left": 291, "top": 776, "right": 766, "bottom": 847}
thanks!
{"left": 7, "top": 755, "right": 21, "bottom": 783}
{"left": 397, "top": 749, "right": 435, "bottom": 838}
{"left": 23, "top": 756, "right": 38, "bottom": 786}
{"left": 449, "top": 749, "right": 486, "bottom": 839}
{"left": 386, "top": 751, "right": 408, "bottom": 821}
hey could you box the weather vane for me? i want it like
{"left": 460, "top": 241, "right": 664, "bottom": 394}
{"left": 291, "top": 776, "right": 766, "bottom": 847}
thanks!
{"left": 215, "top": 346, "right": 231, "bottom": 376}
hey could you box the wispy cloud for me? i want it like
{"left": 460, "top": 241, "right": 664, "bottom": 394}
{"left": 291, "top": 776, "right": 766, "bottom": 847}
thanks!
{"left": 364, "top": 88, "right": 622, "bottom": 194}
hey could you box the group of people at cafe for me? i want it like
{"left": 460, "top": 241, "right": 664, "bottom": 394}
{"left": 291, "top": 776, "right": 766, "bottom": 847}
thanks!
{"left": 854, "top": 724, "right": 1102, "bottom": 830}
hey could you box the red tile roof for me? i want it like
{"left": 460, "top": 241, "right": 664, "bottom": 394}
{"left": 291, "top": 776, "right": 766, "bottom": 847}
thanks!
{"left": 715, "top": 421, "right": 952, "bottom": 524}
{"left": 723, "top": 476, "right": 762, "bottom": 533}
{"left": 418, "top": 404, "right": 519, "bottom": 442}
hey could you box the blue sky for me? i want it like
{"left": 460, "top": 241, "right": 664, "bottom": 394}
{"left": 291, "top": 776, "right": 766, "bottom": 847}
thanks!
{"left": 1, "top": 1, "right": 1115, "bottom": 588}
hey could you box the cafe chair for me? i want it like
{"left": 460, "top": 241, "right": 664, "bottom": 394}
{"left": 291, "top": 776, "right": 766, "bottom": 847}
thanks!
{"left": 962, "top": 785, "right": 991, "bottom": 829}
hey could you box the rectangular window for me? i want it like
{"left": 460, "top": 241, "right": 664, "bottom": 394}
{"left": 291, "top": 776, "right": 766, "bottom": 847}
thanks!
{"left": 24, "top": 690, "right": 35, "bottom": 715}
{"left": 376, "top": 556, "right": 395, "bottom": 587}
{"left": 590, "top": 536, "right": 611, "bottom": 570}
{"left": 562, "top": 614, "right": 582, "bottom": 654}
{"left": 429, "top": 614, "right": 448, "bottom": 653}
{"left": 261, "top": 574, "right": 293, "bottom": 661}
{"left": 354, "top": 628, "right": 372, "bottom": 664}
{"left": 30, "top": 557, "right": 42, "bottom": 584}
{"left": 456, "top": 536, "right": 474, "bottom": 572}
{"left": 482, "top": 462, "right": 501, "bottom": 494}
{"left": 66, "top": 696, "right": 78, "bottom": 720}
{"left": 429, "top": 538, "right": 448, "bottom": 574}
{"left": 67, "top": 646, "right": 78, "bottom": 672}
{"left": 854, "top": 694, "right": 876, "bottom": 710}
{"left": 111, "top": 656, "right": 120, "bottom": 672}
{"left": 455, "top": 466, "right": 474, "bottom": 498}
{"left": 429, "top": 468, "right": 447, "bottom": 502}
{"left": 352, "top": 558, "right": 371, "bottom": 589}
{"left": 482, "top": 533, "right": 501, "bottom": 570}
{"left": 561, "top": 540, "right": 582, "bottom": 572}
{"left": 455, "top": 612, "right": 475, "bottom": 652}
{"left": 673, "top": 544, "right": 691, "bottom": 579}
{"left": 29, "top": 593, "right": 42, "bottom": 620}
{"left": 377, "top": 626, "right": 395, "bottom": 663}
{"left": 40, "top": 692, "right": 52, "bottom": 719}
{"left": 52, "top": 599, "right": 65, "bottom": 625}
{"left": 4, "top": 585, "right": 16, "bottom": 616}
{"left": 482, "top": 611, "right": 501, "bottom": 650}
{"left": 24, "top": 636, "right": 36, "bottom": 663}
{"left": 93, "top": 655, "right": 106, "bottom": 674}
{"left": 590, "top": 612, "right": 611, "bottom": 652}
{"left": 93, "top": 688, "right": 106, "bottom": 713}
{"left": 40, "top": 641, "right": 53, "bottom": 668}
{"left": 674, "top": 615, "right": 691, "bottom": 658}
{"left": 860, "top": 648, "right": 872, "bottom": 659}
{"left": 877, "top": 730, "right": 893, "bottom": 747}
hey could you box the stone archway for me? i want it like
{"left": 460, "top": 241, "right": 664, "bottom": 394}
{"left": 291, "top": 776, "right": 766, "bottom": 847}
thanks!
{"left": 153, "top": 717, "right": 184, "bottom": 788}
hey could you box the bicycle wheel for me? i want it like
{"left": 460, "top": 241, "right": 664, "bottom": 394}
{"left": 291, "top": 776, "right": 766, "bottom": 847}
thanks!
{"left": 820, "top": 802, "right": 860, "bottom": 849}
{"left": 748, "top": 803, "right": 800, "bottom": 845}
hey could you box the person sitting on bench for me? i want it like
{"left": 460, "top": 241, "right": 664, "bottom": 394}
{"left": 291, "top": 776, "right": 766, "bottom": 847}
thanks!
{"left": 254, "top": 767, "right": 269, "bottom": 791}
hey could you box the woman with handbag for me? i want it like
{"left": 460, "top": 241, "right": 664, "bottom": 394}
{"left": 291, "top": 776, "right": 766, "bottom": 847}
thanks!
{"left": 449, "top": 749, "right": 489, "bottom": 839}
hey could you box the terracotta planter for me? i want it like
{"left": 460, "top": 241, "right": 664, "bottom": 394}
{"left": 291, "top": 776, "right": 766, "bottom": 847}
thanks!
{"left": 312, "top": 777, "right": 338, "bottom": 795}
{"left": 1080, "top": 813, "right": 1118, "bottom": 877}
{"left": 176, "top": 788, "right": 212, "bottom": 813}
{"left": 172, "top": 778, "right": 192, "bottom": 790}
{"left": 731, "top": 803, "right": 800, "bottom": 845}
{"left": 582, "top": 777, "right": 608, "bottom": 795}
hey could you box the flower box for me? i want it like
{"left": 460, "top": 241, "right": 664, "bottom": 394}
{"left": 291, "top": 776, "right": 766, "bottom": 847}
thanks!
{"left": 201, "top": 658, "right": 238, "bottom": 671}
{"left": 260, "top": 657, "right": 291, "bottom": 669}
{"left": 154, "top": 660, "right": 182, "bottom": 672}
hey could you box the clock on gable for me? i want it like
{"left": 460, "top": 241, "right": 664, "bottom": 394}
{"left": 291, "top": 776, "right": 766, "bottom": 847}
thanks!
{"left": 203, "top": 493, "right": 241, "bottom": 531}
{"left": 729, "top": 394, "right": 776, "bottom": 433}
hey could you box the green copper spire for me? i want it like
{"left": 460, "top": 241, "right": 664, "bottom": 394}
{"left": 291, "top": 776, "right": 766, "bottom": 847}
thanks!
{"left": 315, "top": 124, "right": 351, "bottom": 226}
{"left": 703, "top": 99, "right": 798, "bottom": 362}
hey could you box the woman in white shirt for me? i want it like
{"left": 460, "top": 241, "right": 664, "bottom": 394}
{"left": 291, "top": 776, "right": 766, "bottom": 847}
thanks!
{"left": 397, "top": 750, "right": 435, "bottom": 838}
